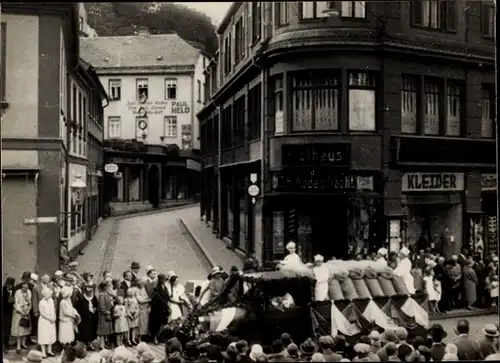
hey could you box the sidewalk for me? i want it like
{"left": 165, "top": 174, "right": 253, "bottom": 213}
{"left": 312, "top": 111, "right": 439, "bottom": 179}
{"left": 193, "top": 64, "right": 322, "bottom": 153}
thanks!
{"left": 180, "top": 211, "right": 244, "bottom": 273}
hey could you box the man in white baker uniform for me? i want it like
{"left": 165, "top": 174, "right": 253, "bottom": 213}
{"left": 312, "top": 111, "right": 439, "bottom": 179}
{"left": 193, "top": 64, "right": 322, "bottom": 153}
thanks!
{"left": 279, "top": 241, "right": 303, "bottom": 268}
{"left": 393, "top": 247, "right": 416, "bottom": 294}
{"left": 375, "top": 248, "right": 388, "bottom": 266}
{"left": 312, "top": 255, "right": 330, "bottom": 301}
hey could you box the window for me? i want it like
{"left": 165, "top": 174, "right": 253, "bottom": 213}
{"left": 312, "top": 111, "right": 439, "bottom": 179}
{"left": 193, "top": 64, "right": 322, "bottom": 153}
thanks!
{"left": 341, "top": 1, "right": 366, "bottom": 18}
{"left": 165, "top": 78, "right": 177, "bottom": 100}
{"left": 481, "top": 86, "right": 495, "bottom": 138}
{"left": 78, "top": 90, "right": 83, "bottom": 130}
{"left": 273, "top": 77, "right": 284, "bottom": 134}
{"left": 424, "top": 80, "right": 440, "bottom": 135}
{"left": 136, "top": 78, "right": 149, "bottom": 99}
{"left": 197, "top": 80, "right": 201, "bottom": 102}
{"left": 1, "top": 22, "right": 6, "bottom": 102}
{"left": 251, "top": 2, "right": 262, "bottom": 43}
{"left": 136, "top": 117, "right": 148, "bottom": 138}
{"left": 109, "top": 79, "right": 121, "bottom": 100}
{"left": 233, "top": 96, "right": 245, "bottom": 146}
{"left": 249, "top": 84, "right": 262, "bottom": 140}
{"left": 481, "top": 1, "right": 496, "bottom": 38}
{"left": 292, "top": 72, "right": 339, "bottom": 131}
{"left": 300, "top": 2, "right": 329, "bottom": 19}
{"left": 221, "top": 106, "right": 232, "bottom": 149}
{"left": 164, "top": 116, "right": 177, "bottom": 137}
{"left": 223, "top": 34, "right": 232, "bottom": 74}
{"left": 72, "top": 84, "right": 77, "bottom": 122}
{"left": 275, "top": 2, "right": 289, "bottom": 26}
{"left": 79, "top": 17, "right": 84, "bottom": 31}
{"left": 411, "top": 0, "right": 457, "bottom": 31}
{"left": 108, "top": 116, "right": 121, "bottom": 138}
{"left": 234, "top": 15, "right": 246, "bottom": 64}
{"left": 446, "top": 82, "right": 461, "bottom": 136}
{"left": 348, "top": 72, "right": 376, "bottom": 131}
{"left": 401, "top": 76, "right": 418, "bottom": 134}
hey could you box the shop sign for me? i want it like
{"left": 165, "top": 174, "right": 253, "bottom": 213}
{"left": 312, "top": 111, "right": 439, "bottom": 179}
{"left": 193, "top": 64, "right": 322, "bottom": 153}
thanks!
{"left": 271, "top": 169, "right": 358, "bottom": 193}
{"left": 110, "top": 157, "right": 144, "bottom": 165}
{"left": 481, "top": 173, "right": 497, "bottom": 191}
{"left": 171, "top": 101, "right": 190, "bottom": 114}
{"left": 402, "top": 172, "right": 464, "bottom": 192}
{"left": 186, "top": 159, "right": 201, "bottom": 172}
{"left": 282, "top": 143, "right": 350, "bottom": 167}
{"left": 127, "top": 100, "right": 168, "bottom": 115}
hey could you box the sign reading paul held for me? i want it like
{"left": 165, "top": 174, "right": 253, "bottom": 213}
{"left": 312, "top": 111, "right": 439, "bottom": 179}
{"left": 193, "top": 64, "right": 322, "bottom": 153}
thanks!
{"left": 402, "top": 172, "right": 465, "bottom": 192}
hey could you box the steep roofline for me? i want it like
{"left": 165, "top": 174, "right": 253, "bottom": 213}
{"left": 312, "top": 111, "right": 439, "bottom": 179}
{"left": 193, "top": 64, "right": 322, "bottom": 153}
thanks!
{"left": 216, "top": 2, "right": 242, "bottom": 34}
{"left": 78, "top": 58, "right": 109, "bottom": 102}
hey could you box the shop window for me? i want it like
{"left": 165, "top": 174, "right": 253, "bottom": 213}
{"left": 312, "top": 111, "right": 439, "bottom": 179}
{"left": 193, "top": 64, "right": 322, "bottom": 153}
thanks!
{"left": 347, "top": 196, "right": 377, "bottom": 256}
{"left": 401, "top": 76, "right": 418, "bottom": 134}
{"left": 445, "top": 82, "right": 462, "bottom": 136}
{"left": 233, "top": 96, "right": 245, "bottom": 146}
{"left": 481, "top": 86, "right": 495, "bottom": 138}
{"left": 272, "top": 211, "right": 285, "bottom": 257}
{"left": 292, "top": 71, "right": 339, "bottom": 131}
{"left": 239, "top": 183, "right": 247, "bottom": 245}
{"left": 136, "top": 78, "right": 149, "bottom": 99}
{"left": 424, "top": 79, "right": 440, "bottom": 135}
{"left": 348, "top": 71, "right": 376, "bottom": 131}
{"left": 273, "top": 78, "right": 283, "bottom": 134}
{"left": 275, "top": 2, "right": 289, "bottom": 26}
{"left": 341, "top": 1, "right": 366, "bottom": 18}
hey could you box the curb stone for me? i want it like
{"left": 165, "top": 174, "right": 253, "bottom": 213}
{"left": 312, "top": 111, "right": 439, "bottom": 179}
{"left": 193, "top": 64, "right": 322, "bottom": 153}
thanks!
{"left": 179, "top": 217, "right": 217, "bottom": 269}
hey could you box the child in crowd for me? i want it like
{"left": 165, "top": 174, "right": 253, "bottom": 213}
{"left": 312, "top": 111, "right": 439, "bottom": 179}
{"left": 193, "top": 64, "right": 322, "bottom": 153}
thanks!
{"left": 113, "top": 297, "right": 129, "bottom": 346}
{"left": 489, "top": 274, "right": 499, "bottom": 307}
{"left": 125, "top": 288, "right": 139, "bottom": 345}
{"left": 423, "top": 268, "right": 438, "bottom": 313}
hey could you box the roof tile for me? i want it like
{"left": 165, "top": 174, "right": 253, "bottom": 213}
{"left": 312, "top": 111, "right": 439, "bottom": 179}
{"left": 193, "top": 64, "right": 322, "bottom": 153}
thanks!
{"left": 80, "top": 34, "right": 200, "bottom": 69}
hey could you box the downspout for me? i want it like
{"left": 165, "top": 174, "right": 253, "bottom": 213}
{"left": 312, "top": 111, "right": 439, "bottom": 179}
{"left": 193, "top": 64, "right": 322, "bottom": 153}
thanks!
{"left": 34, "top": 172, "right": 40, "bottom": 273}
{"left": 259, "top": 69, "right": 266, "bottom": 263}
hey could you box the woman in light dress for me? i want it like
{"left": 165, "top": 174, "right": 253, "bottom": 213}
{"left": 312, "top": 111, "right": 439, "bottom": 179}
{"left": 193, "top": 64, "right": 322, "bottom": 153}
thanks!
{"left": 279, "top": 241, "right": 303, "bottom": 269}
{"left": 312, "top": 254, "right": 330, "bottom": 301}
{"left": 59, "top": 286, "right": 80, "bottom": 344}
{"left": 166, "top": 271, "right": 192, "bottom": 322}
{"left": 11, "top": 281, "right": 32, "bottom": 352}
{"left": 38, "top": 287, "right": 57, "bottom": 357}
{"left": 134, "top": 278, "right": 151, "bottom": 341}
{"left": 423, "top": 268, "right": 438, "bottom": 313}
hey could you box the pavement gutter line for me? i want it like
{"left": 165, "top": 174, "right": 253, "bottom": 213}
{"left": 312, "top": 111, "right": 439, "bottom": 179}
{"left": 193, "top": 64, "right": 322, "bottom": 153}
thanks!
{"left": 179, "top": 217, "right": 217, "bottom": 269}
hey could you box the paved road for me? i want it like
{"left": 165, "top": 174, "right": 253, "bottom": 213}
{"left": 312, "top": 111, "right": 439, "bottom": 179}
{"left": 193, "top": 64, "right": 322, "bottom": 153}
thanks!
{"left": 106, "top": 209, "right": 212, "bottom": 283}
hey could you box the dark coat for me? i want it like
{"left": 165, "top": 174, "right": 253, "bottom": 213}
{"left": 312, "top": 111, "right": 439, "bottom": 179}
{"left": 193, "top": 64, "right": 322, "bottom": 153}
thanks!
{"left": 117, "top": 281, "right": 131, "bottom": 298}
{"left": 463, "top": 265, "right": 478, "bottom": 304}
{"left": 453, "top": 335, "right": 483, "bottom": 361}
{"left": 3, "top": 285, "right": 15, "bottom": 341}
{"left": 149, "top": 284, "right": 170, "bottom": 335}
{"left": 478, "top": 338, "right": 497, "bottom": 359}
{"left": 144, "top": 280, "right": 155, "bottom": 298}
{"left": 430, "top": 342, "right": 446, "bottom": 361}
{"left": 75, "top": 294, "right": 98, "bottom": 343}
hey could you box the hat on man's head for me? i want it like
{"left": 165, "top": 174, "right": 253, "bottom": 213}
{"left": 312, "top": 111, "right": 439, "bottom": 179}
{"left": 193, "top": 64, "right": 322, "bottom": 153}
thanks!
{"left": 377, "top": 248, "right": 388, "bottom": 257}
{"left": 483, "top": 324, "right": 500, "bottom": 338}
{"left": 381, "top": 329, "right": 399, "bottom": 344}
{"left": 429, "top": 323, "right": 448, "bottom": 338}
{"left": 286, "top": 241, "right": 296, "bottom": 250}
{"left": 30, "top": 273, "right": 39, "bottom": 282}
{"left": 131, "top": 262, "right": 140, "bottom": 269}
{"left": 211, "top": 266, "right": 223, "bottom": 276}
{"left": 68, "top": 261, "right": 79, "bottom": 268}
{"left": 23, "top": 350, "right": 44, "bottom": 363}
{"left": 318, "top": 335, "right": 334, "bottom": 347}
{"left": 286, "top": 343, "right": 299, "bottom": 357}
{"left": 230, "top": 265, "right": 239, "bottom": 273}
{"left": 395, "top": 327, "right": 408, "bottom": 341}
{"left": 22, "top": 271, "right": 31, "bottom": 279}
{"left": 314, "top": 254, "right": 325, "bottom": 262}
{"left": 54, "top": 270, "right": 64, "bottom": 276}
{"left": 300, "top": 338, "right": 318, "bottom": 356}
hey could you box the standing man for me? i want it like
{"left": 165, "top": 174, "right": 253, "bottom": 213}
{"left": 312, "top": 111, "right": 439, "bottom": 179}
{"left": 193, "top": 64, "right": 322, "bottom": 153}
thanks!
{"left": 447, "top": 255, "right": 463, "bottom": 310}
{"left": 118, "top": 271, "right": 133, "bottom": 297}
{"left": 453, "top": 319, "right": 483, "bottom": 360}
{"left": 144, "top": 266, "right": 157, "bottom": 298}
{"left": 68, "top": 261, "right": 86, "bottom": 285}
{"left": 131, "top": 262, "right": 141, "bottom": 285}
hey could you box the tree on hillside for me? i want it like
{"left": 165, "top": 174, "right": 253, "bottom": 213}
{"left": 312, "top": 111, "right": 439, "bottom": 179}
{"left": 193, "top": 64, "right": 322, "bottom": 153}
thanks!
{"left": 85, "top": 2, "right": 218, "bottom": 55}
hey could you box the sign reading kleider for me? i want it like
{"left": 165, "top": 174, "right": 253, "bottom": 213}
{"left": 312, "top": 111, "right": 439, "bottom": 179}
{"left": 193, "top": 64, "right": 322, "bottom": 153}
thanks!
{"left": 402, "top": 172, "right": 464, "bottom": 192}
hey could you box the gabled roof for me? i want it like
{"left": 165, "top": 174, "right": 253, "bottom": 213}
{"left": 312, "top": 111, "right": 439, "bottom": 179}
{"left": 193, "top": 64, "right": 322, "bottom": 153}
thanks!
{"left": 80, "top": 34, "right": 200, "bottom": 69}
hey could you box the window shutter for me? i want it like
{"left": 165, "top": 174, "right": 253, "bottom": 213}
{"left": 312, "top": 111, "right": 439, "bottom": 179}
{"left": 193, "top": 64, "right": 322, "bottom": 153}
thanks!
{"left": 445, "top": 0, "right": 457, "bottom": 31}
{"left": 411, "top": 0, "right": 423, "bottom": 26}
{"left": 481, "top": 4, "right": 491, "bottom": 36}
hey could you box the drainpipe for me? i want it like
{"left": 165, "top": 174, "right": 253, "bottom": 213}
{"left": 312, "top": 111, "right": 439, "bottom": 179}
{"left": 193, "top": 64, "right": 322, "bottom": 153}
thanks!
{"left": 259, "top": 69, "right": 266, "bottom": 262}
{"left": 216, "top": 103, "right": 222, "bottom": 238}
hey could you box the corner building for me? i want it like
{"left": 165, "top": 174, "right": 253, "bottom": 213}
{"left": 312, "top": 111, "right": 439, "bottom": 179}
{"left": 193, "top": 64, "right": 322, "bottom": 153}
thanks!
{"left": 198, "top": 1, "right": 496, "bottom": 264}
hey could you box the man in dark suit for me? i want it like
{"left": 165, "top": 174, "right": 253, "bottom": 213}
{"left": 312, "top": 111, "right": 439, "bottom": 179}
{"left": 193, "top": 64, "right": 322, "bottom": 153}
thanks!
{"left": 453, "top": 319, "right": 483, "bottom": 360}
{"left": 118, "top": 271, "right": 133, "bottom": 297}
{"left": 131, "top": 262, "right": 141, "bottom": 284}
{"left": 429, "top": 324, "right": 447, "bottom": 361}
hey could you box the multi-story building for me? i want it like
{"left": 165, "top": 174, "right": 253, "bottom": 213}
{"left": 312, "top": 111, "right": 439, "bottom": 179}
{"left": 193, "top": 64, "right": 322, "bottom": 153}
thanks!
{"left": 78, "top": 3, "right": 98, "bottom": 38}
{"left": 198, "top": 1, "right": 496, "bottom": 264}
{"left": 80, "top": 28, "right": 208, "bottom": 216}
{"left": 1, "top": 3, "right": 108, "bottom": 278}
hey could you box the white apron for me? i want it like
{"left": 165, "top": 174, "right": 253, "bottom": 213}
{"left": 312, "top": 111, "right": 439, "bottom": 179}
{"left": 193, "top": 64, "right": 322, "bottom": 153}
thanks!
{"left": 394, "top": 257, "right": 416, "bottom": 294}
{"left": 313, "top": 264, "right": 330, "bottom": 301}
{"left": 282, "top": 253, "right": 303, "bottom": 268}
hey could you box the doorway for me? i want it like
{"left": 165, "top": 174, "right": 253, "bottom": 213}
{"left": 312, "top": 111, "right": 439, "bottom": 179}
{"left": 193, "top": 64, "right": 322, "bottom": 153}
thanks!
{"left": 148, "top": 165, "right": 160, "bottom": 208}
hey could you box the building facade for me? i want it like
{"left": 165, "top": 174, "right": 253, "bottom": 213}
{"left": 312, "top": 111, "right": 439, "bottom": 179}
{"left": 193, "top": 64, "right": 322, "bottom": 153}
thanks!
{"left": 198, "top": 1, "right": 496, "bottom": 264}
{"left": 78, "top": 3, "right": 98, "bottom": 38}
{"left": 81, "top": 29, "right": 207, "bottom": 216}
{"left": 1, "top": 3, "right": 107, "bottom": 279}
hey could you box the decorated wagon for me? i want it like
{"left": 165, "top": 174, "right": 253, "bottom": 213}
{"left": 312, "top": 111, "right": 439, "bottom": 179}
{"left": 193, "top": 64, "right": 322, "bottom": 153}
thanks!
{"left": 179, "top": 260, "right": 429, "bottom": 346}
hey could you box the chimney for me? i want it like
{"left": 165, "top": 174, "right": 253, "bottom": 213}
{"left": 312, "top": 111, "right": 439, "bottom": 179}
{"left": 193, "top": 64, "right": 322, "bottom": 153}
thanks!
{"left": 137, "top": 26, "right": 150, "bottom": 36}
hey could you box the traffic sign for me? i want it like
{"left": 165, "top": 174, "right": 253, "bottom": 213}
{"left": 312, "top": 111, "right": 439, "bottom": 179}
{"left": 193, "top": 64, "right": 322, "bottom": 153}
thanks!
{"left": 104, "top": 163, "right": 119, "bottom": 173}
{"left": 248, "top": 184, "right": 260, "bottom": 197}
{"left": 250, "top": 173, "right": 258, "bottom": 183}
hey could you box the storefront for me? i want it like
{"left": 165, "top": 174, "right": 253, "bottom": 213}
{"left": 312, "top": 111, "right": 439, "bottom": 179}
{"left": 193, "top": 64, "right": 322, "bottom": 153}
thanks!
{"left": 479, "top": 173, "right": 497, "bottom": 257}
{"left": 401, "top": 172, "right": 465, "bottom": 259}
{"left": 265, "top": 143, "right": 384, "bottom": 263}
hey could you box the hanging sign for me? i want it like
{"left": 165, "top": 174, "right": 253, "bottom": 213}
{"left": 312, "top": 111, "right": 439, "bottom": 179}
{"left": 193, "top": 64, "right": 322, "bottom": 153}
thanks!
{"left": 402, "top": 172, "right": 464, "bottom": 192}
{"left": 104, "top": 163, "right": 119, "bottom": 173}
{"left": 248, "top": 184, "right": 260, "bottom": 197}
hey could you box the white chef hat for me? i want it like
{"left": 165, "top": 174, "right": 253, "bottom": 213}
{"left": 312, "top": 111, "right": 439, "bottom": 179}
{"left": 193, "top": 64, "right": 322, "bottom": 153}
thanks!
{"left": 314, "top": 254, "right": 324, "bottom": 262}
{"left": 286, "top": 241, "right": 296, "bottom": 250}
{"left": 30, "top": 273, "right": 39, "bottom": 281}
{"left": 377, "top": 248, "right": 388, "bottom": 257}
{"left": 400, "top": 247, "right": 410, "bottom": 256}
{"left": 54, "top": 270, "right": 64, "bottom": 276}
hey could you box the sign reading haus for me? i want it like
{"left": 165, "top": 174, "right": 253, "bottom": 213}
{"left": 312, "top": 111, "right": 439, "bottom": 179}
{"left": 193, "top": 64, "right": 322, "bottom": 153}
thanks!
{"left": 281, "top": 143, "right": 350, "bottom": 167}
{"left": 402, "top": 172, "right": 464, "bottom": 192}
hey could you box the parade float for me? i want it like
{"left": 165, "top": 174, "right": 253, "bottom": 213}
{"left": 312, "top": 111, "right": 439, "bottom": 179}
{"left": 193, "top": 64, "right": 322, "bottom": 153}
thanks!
{"left": 179, "top": 259, "right": 429, "bottom": 346}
